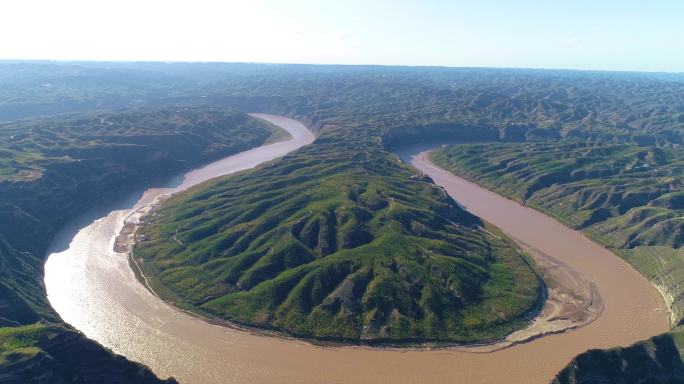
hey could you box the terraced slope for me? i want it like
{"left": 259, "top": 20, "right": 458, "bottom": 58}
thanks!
{"left": 430, "top": 142, "right": 684, "bottom": 382}
{"left": 0, "top": 107, "right": 285, "bottom": 382}
{"left": 1, "top": 62, "right": 683, "bottom": 380}
{"left": 134, "top": 137, "right": 542, "bottom": 343}
{"left": 0, "top": 106, "right": 287, "bottom": 183}
{"left": 0, "top": 106, "right": 286, "bottom": 325}
{"left": 431, "top": 142, "right": 684, "bottom": 325}
{"left": 4, "top": 63, "right": 684, "bottom": 148}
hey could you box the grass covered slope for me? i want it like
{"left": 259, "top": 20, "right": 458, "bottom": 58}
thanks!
{"left": 0, "top": 107, "right": 286, "bottom": 382}
{"left": 0, "top": 106, "right": 287, "bottom": 182}
{"left": 430, "top": 142, "right": 684, "bottom": 383}
{"left": 134, "top": 137, "right": 541, "bottom": 343}
{"left": 0, "top": 106, "right": 285, "bottom": 326}
{"left": 431, "top": 142, "right": 684, "bottom": 325}
{"left": 1, "top": 63, "right": 682, "bottom": 379}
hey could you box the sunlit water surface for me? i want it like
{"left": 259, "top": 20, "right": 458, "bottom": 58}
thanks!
{"left": 45, "top": 117, "right": 668, "bottom": 384}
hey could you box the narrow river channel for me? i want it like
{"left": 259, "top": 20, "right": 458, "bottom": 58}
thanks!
{"left": 45, "top": 115, "right": 668, "bottom": 384}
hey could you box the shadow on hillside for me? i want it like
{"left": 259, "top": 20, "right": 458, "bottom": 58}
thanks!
{"left": 46, "top": 172, "right": 185, "bottom": 256}
{"left": 553, "top": 333, "right": 684, "bottom": 383}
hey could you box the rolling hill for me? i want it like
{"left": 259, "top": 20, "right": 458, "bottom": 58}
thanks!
{"left": 1, "top": 62, "right": 684, "bottom": 381}
{"left": 133, "top": 132, "right": 541, "bottom": 343}
{"left": 0, "top": 105, "right": 286, "bottom": 382}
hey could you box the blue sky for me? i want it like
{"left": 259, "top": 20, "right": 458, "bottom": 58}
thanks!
{"left": 1, "top": 0, "right": 682, "bottom": 72}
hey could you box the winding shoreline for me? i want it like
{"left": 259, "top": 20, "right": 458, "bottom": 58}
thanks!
{"left": 117, "top": 179, "right": 601, "bottom": 352}
{"left": 45, "top": 115, "right": 668, "bottom": 384}
{"left": 413, "top": 151, "right": 605, "bottom": 351}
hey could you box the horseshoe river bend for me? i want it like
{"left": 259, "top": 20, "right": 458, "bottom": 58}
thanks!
{"left": 44, "top": 114, "right": 668, "bottom": 384}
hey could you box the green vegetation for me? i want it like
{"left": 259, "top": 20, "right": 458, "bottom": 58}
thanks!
{"left": 0, "top": 106, "right": 285, "bottom": 326}
{"left": 431, "top": 142, "right": 684, "bottom": 382}
{"left": 134, "top": 136, "right": 540, "bottom": 343}
{"left": 0, "top": 105, "right": 286, "bottom": 381}
{"left": 0, "top": 324, "right": 47, "bottom": 355}
{"left": 1, "top": 62, "right": 684, "bottom": 381}
{"left": 431, "top": 142, "right": 684, "bottom": 324}
{"left": 0, "top": 106, "right": 287, "bottom": 183}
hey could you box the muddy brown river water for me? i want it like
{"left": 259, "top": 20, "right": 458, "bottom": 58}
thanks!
{"left": 45, "top": 115, "right": 668, "bottom": 384}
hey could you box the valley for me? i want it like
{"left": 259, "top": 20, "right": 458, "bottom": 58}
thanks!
{"left": 1, "top": 62, "right": 683, "bottom": 383}
{"left": 431, "top": 141, "right": 684, "bottom": 382}
{"left": 43, "top": 116, "right": 667, "bottom": 383}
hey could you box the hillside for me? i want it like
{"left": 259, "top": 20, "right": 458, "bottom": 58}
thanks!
{"left": 0, "top": 324, "right": 178, "bottom": 384}
{"left": 133, "top": 135, "right": 541, "bottom": 343}
{"left": 552, "top": 332, "right": 684, "bottom": 384}
{"left": 431, "top": 142, "right": 684, "bottom": 324}
{"left": 0, "top": 106, "right": 286, "bottom": 381}
{"left": 1, "top": 62, "right": 684, "bottom": 381}
{"left": 430, "top": 142, "right": 684, "bottom": 381}
{"left": 3, "top": 63, "right": 684, "bottom": 147}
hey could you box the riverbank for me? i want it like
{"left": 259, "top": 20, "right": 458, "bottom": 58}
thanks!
{"left": 411, "top": 152, "right": 604, "bottom": 352}
{"left": 122, "top": 150, "right": 604, "bottom": 351}
{"left": 45, "top": 115, "right": 667, "bottom": 384}
{"left": 119, "top": 205, "right": 564, "bottom": 351}
{"left": 123, "top": 161, "right": 546, "bottom": 349}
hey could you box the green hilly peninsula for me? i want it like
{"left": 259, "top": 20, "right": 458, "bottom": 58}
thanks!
{"left": 2, "top": 62, "right": 684, "bottom": 382}
{"left": 0, "top": 106, "right": 285, "bottom": 382}
{"left": 133, "top": 135, "right": 541, "bottom": 343}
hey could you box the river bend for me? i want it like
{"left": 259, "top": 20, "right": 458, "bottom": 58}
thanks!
{"left": 45, "top": 116, "right": 668, "bottom": 383}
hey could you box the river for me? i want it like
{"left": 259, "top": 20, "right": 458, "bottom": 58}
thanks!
{"left": 44, "top": 115, "right": 668, "bottom": 384}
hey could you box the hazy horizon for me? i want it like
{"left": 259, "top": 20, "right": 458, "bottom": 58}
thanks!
{"left": 3, "top": 59, "right": 684, "bottom": 75}
{"left": 1, "top": 0, "right": 682, "bottom": 73}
